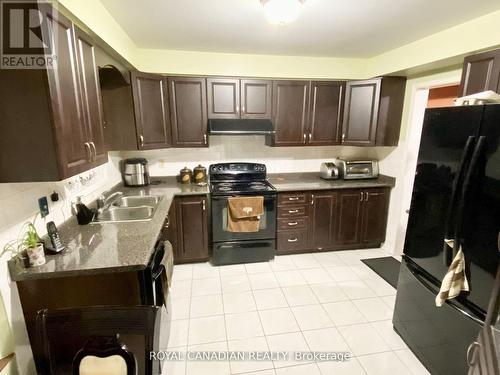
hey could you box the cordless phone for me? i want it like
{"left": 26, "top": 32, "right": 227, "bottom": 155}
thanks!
{"left": 46, "top": 221, "right": 65, "bottom": 253}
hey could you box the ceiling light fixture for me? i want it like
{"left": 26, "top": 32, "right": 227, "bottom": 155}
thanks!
{"left": 260, "top": 0, "right": 306, "bottom": 25}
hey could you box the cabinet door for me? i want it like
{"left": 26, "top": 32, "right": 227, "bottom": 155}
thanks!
{"left": 308, "top": 81, "right": 344, "bottom": 145}
{"left": 175, "top": 196, "right": 209, "bottom": 263}
{"left": 44, "top": 10, "right": 91, "bottom": 178}
{"left": 73, "top": 26, "right": 108, "bottom": 167}
{"left": 460, "top": 49, "right": 500, "bottom": 96}
{"left": 241, "top": 79, "right": 272, "bottom": 119}
{"left": 207, "top": 78, "right": 240, "bottom": 119}
{"left": 131, "top": 72, "right": 171, "bottom": 150}
{"left": 360, "top": 188, "right": 390, "bottom": 245}
{"left": 341, "top": 79, "right": 380, "bottom": 146}
{"left": 309, "top": 192, "right": 337, "bottom": 250}
{"left": 165, "top": 202, "right": 181, "bottom": 262}
{"left": 169, "top": 77, "right": 208, "bottom": 147}
{"left": 337, "top": 189, "right": 364, "bottom": 245}
{"left": 272, "top": 81, "right": 310, "bottom": 146}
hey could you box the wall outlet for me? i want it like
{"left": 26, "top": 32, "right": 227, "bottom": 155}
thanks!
{"left": 38, "top": 196, "right": 49, "bottom": 218}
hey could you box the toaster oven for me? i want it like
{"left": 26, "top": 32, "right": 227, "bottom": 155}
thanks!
{"left": 333, "top": 159, "right": 379, "bottom": 179}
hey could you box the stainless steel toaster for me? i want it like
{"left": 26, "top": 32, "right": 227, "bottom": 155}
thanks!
{"left": 333, "top": 158, "right": 379, "bottom": 179}
{"left": 320, "top": 162, "right": 340, "bottom": 180}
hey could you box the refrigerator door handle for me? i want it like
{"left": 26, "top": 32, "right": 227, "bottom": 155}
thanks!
{"left": 406, "top": 261, "right": 485, "bottom": 326}
{"left": 452, "top": 136, "right": 486, "bottom": 253}
{"left": 443, "top": 135, "right": 476, "bottom": 265}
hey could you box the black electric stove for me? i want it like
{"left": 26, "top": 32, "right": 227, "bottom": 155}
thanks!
{"left": 209, "top": 163, "right": 276, "bottom": 265}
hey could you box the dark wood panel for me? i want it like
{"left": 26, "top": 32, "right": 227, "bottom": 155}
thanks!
{"left": 360, "top": 188, "right": 390, "bottom": 244}
{"left": 277, "top": 229, "right": 309, "bottom": 253}
{"left": 375, "top": 76, "right": 406, "bottom": 146}
{"left": 131, "top": 71, "right": 171, "bottom": 150}
{"left": 308, "top": 81, "right": 344, "bottom": 145}
{"left": 309, "top": 192, "right": 337, "bottom": 250}
{"left": 241, "top": 79, "right": 272, "bottom": 119}
{"left": 73, "top": 26, "right": 108, "bottom": 167}
{"left": 341, "top": 79, "right": 380, "bottom": 146}
{"left": 278, "top": 192, "right": 309, "bottom": 206}
{"left": 45, "top": 9, "right": 91, "bottom": 178}
{"left": 271, "top": 80, "right": 310, "bottom": 146}
{"left": 337, "top": 189, "right": 364, "bottom": 245}
{"left": 17, "top": 272, "right": 142, "bottom": 373}
{"left": 207, "top": 78, "right": 240, "bottom": 119}
{"left": 169, "top": 77, "right": 208, "bottom": 147}
{"left": 175, "top": 196, "right": 209, "bottom": 263}
{"left": 460, "top": 49, "right": 500, "bottom": 96}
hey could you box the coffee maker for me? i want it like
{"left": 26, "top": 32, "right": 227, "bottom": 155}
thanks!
{"left": 122, "top": 158, "right": 150, "bottom": 186}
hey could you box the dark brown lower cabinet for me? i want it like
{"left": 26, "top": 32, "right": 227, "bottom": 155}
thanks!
{"left": 360, "top": 189, "right": 390, "bottom": 244}
{"left": 309, "top": 192, "right": 337, "bottom": 250}
{"left": 337, "top": 189, "right": 364, "bottom": 246}
{"left": 277, "top": 187, "right": 390, "bottom": 254}
{"left": 167, "top": 195, "right": 210, "bottom": 263}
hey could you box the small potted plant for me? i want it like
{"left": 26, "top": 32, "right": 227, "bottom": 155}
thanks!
{"left": 23, "top": 223, "right": 46, "bottom": 267}
{"left": 1, "top": 222, "right": 46, "bottom": 268}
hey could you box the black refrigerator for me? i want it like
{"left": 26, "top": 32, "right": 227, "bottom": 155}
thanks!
{"left": 393, "top": 104, "right": 500, "bottom": 375}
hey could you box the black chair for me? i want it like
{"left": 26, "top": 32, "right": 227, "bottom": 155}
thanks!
{"left": 36, "top": 306, "right": 160, "bottom": 375}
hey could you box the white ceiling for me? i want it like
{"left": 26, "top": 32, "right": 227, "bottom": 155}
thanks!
{"left": 101, "top": 0, "right": 500, "bottom": 58}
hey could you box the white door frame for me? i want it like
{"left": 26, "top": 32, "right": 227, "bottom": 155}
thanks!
{"left": 393, "top": 75, "right": 462, "bottom": 255}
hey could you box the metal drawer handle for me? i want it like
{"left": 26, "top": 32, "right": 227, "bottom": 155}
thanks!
{"left": 90, "top": 141, "right": 96, "bottom": 161}
{"left": 287, "top": 238, "right": 298, "bottom": 243}
{"left": 84, "top": 142, "right": 91, "bottom": 161}
{"left": 140, "top": 135, "right": 144, "bottom": 147}
{"left": 288, "top": 221, "right": 298, "bottom": 226}
{"left": 288, "top": 209, "right": 299, "bottom": 214}
{"left": 164, "top": 215, "right": 170, "bottom": 229}
{"left": 288, "top": 197, "right": 300, "bottom": 201}
{"left": 466, "top": 341, "right": 480, "bottom": 366}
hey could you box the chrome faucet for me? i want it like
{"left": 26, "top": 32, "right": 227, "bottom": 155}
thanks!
{"left": 97, "top": 191, "right": 123, "bottom": 212}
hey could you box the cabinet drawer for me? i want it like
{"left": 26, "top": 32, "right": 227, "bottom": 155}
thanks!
{"left": 277, "top": 217, "right": 308, "bottom": 231}
{"left": 277, "top": 205, "right": 308, "bottom": 218}
{"left": 277, "top": 230, "right": 308, "bottom": 252}
{"left": 278, "top": 192, "right": 308, "bottom": 206}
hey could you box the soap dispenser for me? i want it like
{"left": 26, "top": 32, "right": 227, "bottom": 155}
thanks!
{"left": 74, "top": 196, "right": 96, "bottom": 225}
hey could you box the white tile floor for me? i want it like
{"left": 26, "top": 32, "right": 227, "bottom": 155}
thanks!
{"left": 163, "top": 249, "right": 431, "bottom": 375}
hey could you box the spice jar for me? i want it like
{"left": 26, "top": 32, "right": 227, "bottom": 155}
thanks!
{"left": 193, "top": 165, "right": 207, "bottom": 185}
{"left": 180, "top": 167, "right": 193, "bottom": 184}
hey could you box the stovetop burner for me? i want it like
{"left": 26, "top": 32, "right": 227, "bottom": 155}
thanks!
{"left": 209, "top": 162, "right": 276, "bottom": 195}
{"left": 210, "top": 180, "right": 276, "bottom": 195}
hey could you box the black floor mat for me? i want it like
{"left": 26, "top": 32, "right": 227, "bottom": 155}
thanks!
{"left": 361, "top": 257, "right": 401, "bottom": 288}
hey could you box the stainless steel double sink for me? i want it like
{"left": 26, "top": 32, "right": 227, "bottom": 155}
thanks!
{"left": 91, "top": 195, "right": 163, "bottom": 224}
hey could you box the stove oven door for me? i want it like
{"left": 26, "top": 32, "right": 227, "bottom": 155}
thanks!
{"left": 212, "top": 194, "right": 277, "bottom": 242}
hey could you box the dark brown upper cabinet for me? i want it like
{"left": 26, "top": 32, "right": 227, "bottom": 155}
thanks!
{"left": 73, "top": 26, "right": 107, "bottom": 166}
{"left": 270, "top": 80, "right": 310, "bottom": 146}
{"left": 268, "top": 80, "right": 344, "bottom": 146}
{"left": 241, "top": 79, "right": 272, "bottom": 119}
{"left": 308, "top": 81, "right": 344, "bottom": 145}
{"left": 131, "top": 71, "right": 171, "bottom": 150}
{"left": 0, "top": 8, "right": 108, "bottom": 182}
{"left": 207, "top": 78, "right": 240, "bottom": 119}
{"left": 459, "top": 48, "right": 500, "bottom": 96}
{"left": 169, "top": 77, "right": 208, "bottom": 147}
{"left": 341, "top": 76, "right": 406, "bottom": 147}
{"left": 207, "top": 78, "right": 272, "bottom": 119}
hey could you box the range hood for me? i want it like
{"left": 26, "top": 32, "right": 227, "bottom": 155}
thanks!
{"left": 208, "top": 119, "right": 275, "bottom": 135}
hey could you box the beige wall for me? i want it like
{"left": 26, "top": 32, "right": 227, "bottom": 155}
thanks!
{"left": 58, "top": 1, "right": 500, "bottom": 79}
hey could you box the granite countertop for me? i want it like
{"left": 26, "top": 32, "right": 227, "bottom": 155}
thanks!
{"left": 8, "top": 173, "right": 395, "bottom": 282}
{"left": 8, "top": 177, "right": 209, "bottom": 282}
{"left": 268, "top": 172, "right": 396, "bottom": 192}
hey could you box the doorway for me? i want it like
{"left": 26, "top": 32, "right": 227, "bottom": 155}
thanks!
{"left": 392, "top": 78, "right": 461, "bottom": 255}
